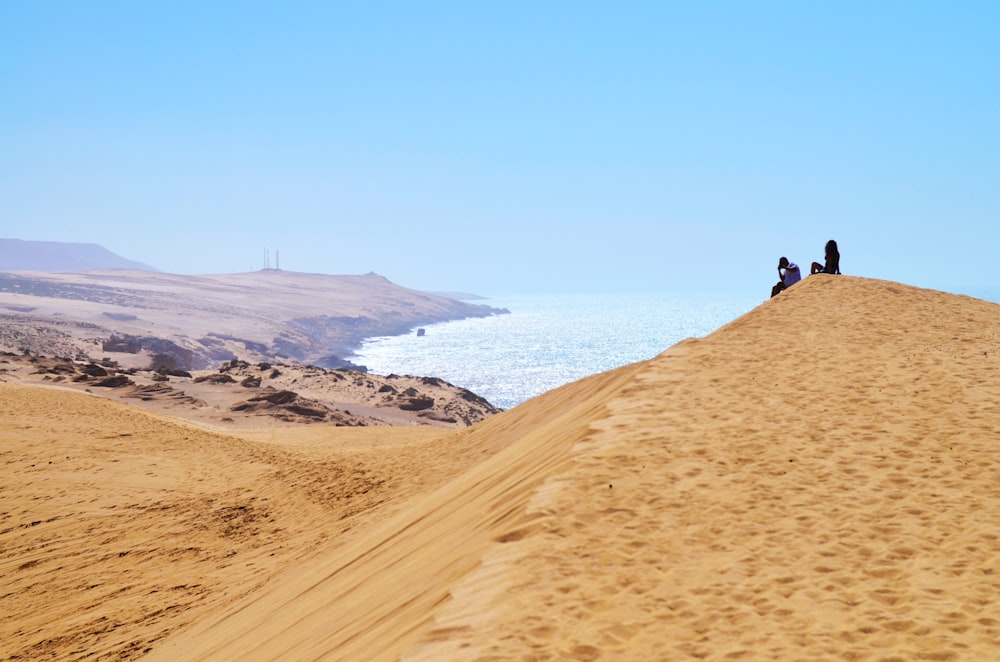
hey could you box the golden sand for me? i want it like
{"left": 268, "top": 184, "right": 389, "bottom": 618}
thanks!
{"left": 3, "top": 276, "right": 999, "bottom": 660}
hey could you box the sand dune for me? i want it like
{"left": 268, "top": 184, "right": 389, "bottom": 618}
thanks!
{"left": 3, "top": 276, "right": 999, "bottom": 660}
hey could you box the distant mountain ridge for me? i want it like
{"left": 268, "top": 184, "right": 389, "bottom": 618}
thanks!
{"left": 0, "top": 239, "right": 159, "bottom": 273}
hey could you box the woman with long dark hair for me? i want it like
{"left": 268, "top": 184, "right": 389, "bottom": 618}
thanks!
{"left": 811, "top": 240, "right": 841, "bottom": 275}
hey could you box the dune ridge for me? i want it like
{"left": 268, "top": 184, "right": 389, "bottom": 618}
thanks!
{"left": 4, "top": 276, "right": 1000, "bottom": 660}
{"left": 148, "top": 359, "right": 645, "bottom": 661}
{"left": 406, "top": 276, "right": 1000, "bottom": 660}
{"left": 150, "top": 276, "right": 1000, "bottom": 660}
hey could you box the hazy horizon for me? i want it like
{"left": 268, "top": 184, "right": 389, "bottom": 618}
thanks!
{"left": 3, "top": 2, "right": 998, "bottom": 298}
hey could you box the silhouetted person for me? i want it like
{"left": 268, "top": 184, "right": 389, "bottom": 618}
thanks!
{"left": 771, "top": 256, "right": 801, "bottom": 297}
{"left": 811, "top": 240, "right": 841, "bottom": 275}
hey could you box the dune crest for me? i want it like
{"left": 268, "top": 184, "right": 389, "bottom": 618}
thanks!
{"left": 149, "top": 276, "right": 1000, "bottom": 660}
{"left": 4, "top": 276, "right": 1000, "bottom": 660}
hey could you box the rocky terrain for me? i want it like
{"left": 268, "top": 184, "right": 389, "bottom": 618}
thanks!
{"left": 0, "top": 269, "right": 507, "bottom": 371}
{"left": 0, "top": 268, "right": 508, "bottom": 427}
{"left": 0, "top": 352, "right": 501, "bottom": 428}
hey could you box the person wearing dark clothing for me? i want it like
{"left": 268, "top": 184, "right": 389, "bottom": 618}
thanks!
{"left": 810, "top": 240, "right": 841, "bottom": 275}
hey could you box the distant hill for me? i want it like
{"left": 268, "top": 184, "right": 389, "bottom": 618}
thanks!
{"left": 0, "top": 239, "right": 159, "bottom": 273}
{"left": 0, "top": 269, "right": 506, "bottom": 370}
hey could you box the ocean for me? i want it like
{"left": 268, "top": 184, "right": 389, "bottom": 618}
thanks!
{"left": 354, "top": 293, "right": 760, "bottom": 410}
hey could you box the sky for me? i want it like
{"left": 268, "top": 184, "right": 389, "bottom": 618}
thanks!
{"left": 2, "top": 1, "right": 998, "bottom": 298}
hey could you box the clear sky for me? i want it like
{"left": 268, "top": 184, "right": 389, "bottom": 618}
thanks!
{"left": 2, "top": 1, "right": 998, "bottom": 297}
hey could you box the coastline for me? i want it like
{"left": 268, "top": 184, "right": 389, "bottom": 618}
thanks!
{"left": 354, "top": 292, "right": 757, "bottom": 408}
{"left": 320, "top": 300, "right": 510, "bottom": 370}
{"left": 0, "top": 269, "right": 508, "bottom": 371}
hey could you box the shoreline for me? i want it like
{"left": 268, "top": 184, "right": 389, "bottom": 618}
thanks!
{"left": 326, "top": 302, "right": 510, "bottom": 370}
{"left": 0, "top": 269, "right": 508, "bottom": 371}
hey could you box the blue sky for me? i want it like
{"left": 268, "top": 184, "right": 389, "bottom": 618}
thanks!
{"left": 2, "top": 2, "right": 997, "bottom": 297}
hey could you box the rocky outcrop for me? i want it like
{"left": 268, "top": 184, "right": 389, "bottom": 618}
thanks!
{"left": 1, "top": 352, "right": 502, "bottom": 429}
{"left": 230, "top": 389, "right": 368, "bottom": 426}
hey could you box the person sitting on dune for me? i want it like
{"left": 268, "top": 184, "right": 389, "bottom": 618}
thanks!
{"left": 811, "top": 239, "right": 841, "bottom": 275}
{"left": 771, "top": 256, "right": 801, "bottom": 297}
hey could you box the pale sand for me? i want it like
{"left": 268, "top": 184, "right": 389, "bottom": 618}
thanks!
{"left": 3, "top": 276, "right": 999, "bottom": 660}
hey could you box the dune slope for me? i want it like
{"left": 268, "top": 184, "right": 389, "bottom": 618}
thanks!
{"left": 4, "top": 276, "right": 999, "bottom": 660}
{"left": 0, "top": 388, "right": 479, "bottom": 659}
{"left": 147, "top": 276, "right": 1000, "bottom": 660}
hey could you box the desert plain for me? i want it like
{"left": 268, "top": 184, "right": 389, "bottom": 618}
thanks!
{"left": 2, "top": 274, "right": 999, "bottom": 660}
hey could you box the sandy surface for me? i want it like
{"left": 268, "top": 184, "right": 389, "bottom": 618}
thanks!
{"left": 3, "top": 275, "right": 999, "bottom": 660}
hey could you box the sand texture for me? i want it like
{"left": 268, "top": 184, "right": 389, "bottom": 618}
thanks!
{"left": 3, "top": 276, "right": 999, "bottom": 660}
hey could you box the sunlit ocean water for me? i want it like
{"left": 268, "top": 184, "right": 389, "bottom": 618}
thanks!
{"left": 354, "top": 294, "right": 759, "bottom": 410}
